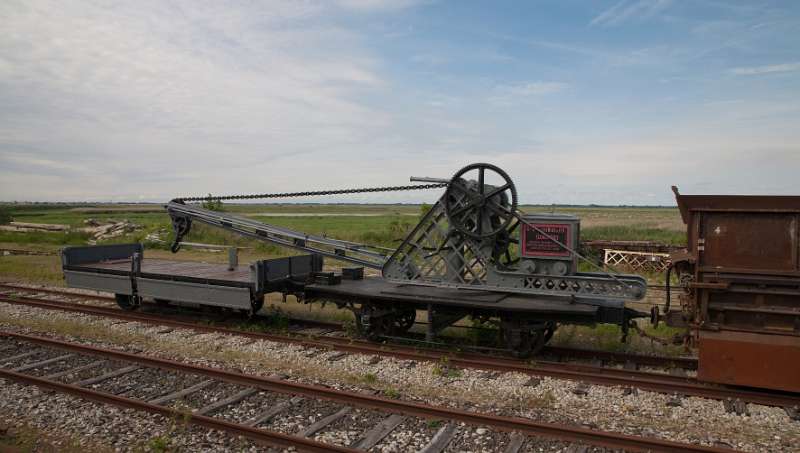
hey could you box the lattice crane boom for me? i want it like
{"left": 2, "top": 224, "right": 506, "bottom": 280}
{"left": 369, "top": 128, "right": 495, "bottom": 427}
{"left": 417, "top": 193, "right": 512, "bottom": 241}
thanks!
{"left": 166, "top": 201, "right": 391, "bottom": 269}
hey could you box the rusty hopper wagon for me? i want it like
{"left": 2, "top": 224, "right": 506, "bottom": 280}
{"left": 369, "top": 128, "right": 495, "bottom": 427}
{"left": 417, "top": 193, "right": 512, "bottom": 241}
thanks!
{"left": 61, "top": 163, "right": 650, "bottom": 357}
{"left": 669, "top": 188, "right": 800, "bottom": 393}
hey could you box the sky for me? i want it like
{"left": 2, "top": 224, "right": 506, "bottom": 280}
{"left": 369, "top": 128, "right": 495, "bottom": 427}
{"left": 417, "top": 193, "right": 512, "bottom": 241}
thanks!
{"left": 0, "top": 0, "right": 798, "bottom": 205}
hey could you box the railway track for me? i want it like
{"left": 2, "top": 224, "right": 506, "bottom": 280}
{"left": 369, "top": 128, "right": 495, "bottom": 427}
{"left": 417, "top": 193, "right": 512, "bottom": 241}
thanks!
{"left": 0, "top": 331, "right": 737, "bottom": 452}
{"left": 1, "top": 287, "right": 798, "bottom": 410}
{"left": 0, "top": 282, "right": 697, "bottom": 370}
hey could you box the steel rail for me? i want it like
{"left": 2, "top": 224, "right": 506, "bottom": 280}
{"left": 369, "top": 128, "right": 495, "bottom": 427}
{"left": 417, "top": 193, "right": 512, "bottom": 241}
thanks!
{"left": 540, "top": 345, "right": 696, "bottom": 370}
{"left": 1, "top": 293, "right": 795, "bottom": 408}
{"left": 0, "top": 282, "right": 698, "bottom": 369}
{"left": 0, "top": 331, "right": 736, "bottom": 453}
{"left": 0, "top": 367, "right": 356, "bottom": 453}
{"left": 1, "top": 292, "right": 693, "bottom": 381}
{"left": 0, "top": 283, "right": 115, "bottom": 303}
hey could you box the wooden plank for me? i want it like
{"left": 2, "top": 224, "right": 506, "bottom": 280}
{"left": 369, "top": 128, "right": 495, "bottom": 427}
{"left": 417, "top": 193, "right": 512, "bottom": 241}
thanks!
{"left": 138, "top": 261, "right": 183, "bottom": 273}
{"left": 148, "top": 380, "right": 215, "bottom": 405}
{"left": 419, "top": 423, "right": 457, "bottom": 453}
{"left": 90, "top": 258, "right": 252, "bottom": 282}
{"left": 301, "top": 407, "right": 351, "bottom": 437}
{"left": 9, "top": 221, "right": 67, "bottom": 231}
{"left": 351, "top": 414, "right": 405, "bottom": 449}
{"left": 0, "top": 351, "right": 40, "bottom": 364}
{"left": 175, "top": 265, "right": 246, "bottom": 279}
{"left": 194, "top": 388, "right": 258, "bottom": 415}
{"left": 73, "top": 365, "right": 140, "bottom": 386}
{"left": 152, "top": 261, "right": 251, "bottom": 281}
{"left": 503, "top": 433, "right": 526, "bottom": 453}
{"left": 245, "top": 396, "right": 303, "bottom": 427}
{"left": 11, "top": 354, "right": 74, "bottom": 372}
{"left": 43, "top": 360, "right": 106, "bottom": 380}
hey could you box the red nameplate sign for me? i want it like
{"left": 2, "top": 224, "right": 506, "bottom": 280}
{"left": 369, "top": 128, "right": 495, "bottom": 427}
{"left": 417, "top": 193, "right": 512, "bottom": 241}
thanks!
{"left": 521, "top": 223, "right": 572, "bottom": 257}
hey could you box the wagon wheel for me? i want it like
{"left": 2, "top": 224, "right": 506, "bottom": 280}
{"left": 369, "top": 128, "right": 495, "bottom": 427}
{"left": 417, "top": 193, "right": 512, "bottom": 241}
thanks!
{"left": 115, "top": 294, "right": 140, "bottom": 311}
{"left": 542, "top": 321, "right": 556, "bottom": 344}
{"left": 355, "top": 306, "right": 417, "bottom": 340}
{"left": 354, "top": 311, "right": 385, "bottom": 341}
{"left": 246, "top": 296, "right": 264, "bottom": 318}
{"left": 501, "top": 318, "right": 550, "bottom": 358}
{"left": 444, "top": 163, "right": 518, "bottom": 239}
{"left": 393, "top": 309, "right": 417, "bottom": 333}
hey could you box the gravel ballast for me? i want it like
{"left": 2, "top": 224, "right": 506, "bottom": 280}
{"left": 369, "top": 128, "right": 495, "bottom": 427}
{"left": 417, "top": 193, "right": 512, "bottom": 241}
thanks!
{"left": 0, "top": 299, "right": 798, "bottom": 451}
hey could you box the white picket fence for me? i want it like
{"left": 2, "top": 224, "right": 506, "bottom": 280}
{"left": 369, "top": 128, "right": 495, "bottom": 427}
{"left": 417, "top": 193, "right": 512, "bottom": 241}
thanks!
{"left": 603, "top": 249, "right": 671, "bottom": 272}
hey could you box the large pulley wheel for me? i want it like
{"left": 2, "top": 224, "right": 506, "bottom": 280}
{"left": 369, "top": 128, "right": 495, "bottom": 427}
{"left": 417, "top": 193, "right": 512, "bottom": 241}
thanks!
{"left": 444, "top": 163, "right": 518, "bottom": 239}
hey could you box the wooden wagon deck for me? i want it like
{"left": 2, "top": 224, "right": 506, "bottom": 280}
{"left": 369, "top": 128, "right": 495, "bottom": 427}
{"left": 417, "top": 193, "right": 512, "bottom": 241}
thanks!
{"left": 73, "top": 258, "right": 253, "bottom": 286}
{"left": 62, "top": 244, "right": 256, "bottom": 310}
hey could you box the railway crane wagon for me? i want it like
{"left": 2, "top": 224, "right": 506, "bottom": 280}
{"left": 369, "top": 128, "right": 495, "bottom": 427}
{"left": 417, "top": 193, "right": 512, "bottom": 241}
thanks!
{"left": 61, "top": 163, "right": 650, "bottom": 357}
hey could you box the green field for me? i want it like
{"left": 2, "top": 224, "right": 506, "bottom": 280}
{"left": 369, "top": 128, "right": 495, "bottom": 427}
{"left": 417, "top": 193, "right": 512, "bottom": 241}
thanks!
{"left": 0, "top": 201, "right": 684, "bottom": 283}
{"left": 0, "top": 202, "right": 685, "bottom": 248}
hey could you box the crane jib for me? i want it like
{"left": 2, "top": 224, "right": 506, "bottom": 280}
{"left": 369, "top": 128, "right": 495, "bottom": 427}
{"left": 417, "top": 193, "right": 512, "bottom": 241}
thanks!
{"left": 165, "top": 201, "right": 391, "bottom": 270}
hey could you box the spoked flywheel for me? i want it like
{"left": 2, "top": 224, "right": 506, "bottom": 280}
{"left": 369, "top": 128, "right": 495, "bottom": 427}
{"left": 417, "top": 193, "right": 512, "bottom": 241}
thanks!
{"left": 444, "top": 163, "right": 518, "bottom": 239}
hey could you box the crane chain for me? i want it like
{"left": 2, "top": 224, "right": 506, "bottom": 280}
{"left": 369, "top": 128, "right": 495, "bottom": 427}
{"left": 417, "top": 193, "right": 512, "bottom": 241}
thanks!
{"left": 175, "top": 183, "right": 448, "bottom": 203}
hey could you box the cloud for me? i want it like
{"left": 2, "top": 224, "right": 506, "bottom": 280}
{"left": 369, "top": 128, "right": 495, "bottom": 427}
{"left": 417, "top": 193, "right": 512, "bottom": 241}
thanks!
{"left": 334, "top": 0, "right": 424, "bottom": 12}
{"left": 590, "top": 0, "right": 672, "bottom": 27}
{"left": 0, "top": 0, "right": 392, "bottom": 201}
{"left": 0, "top": 1, "right": 798, "bottom": 205}
{"left": 730, "top": 62, "right": 800, "bottom": 75}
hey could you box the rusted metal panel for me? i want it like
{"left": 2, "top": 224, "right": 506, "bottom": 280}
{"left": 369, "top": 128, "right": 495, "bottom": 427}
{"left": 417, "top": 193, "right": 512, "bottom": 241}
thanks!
{"left": 698, "top": 330, "right": 800, "bottom": 392}
{"left": 700, "top": 213, "right": 797, "bottom": 272}
{"left": 673, "top": 190, "right": 800, "bottom": 223}
{"left": 674, "top": 189, "right": 800, "bottom": 324}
